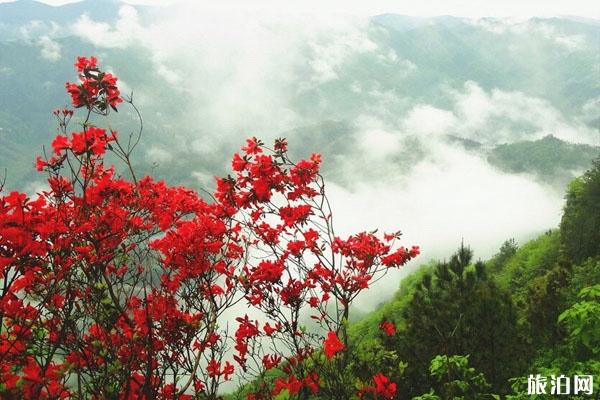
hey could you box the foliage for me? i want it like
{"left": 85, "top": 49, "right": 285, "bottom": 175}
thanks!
{"left": 487, "top": 135, "right": 599, "bottom": 186}
{"left": 560, "top": 157, "right": 600, "bottom": 264}
{"left": 413, "top": 355, "right": 495, "bottom": 400}
{"left": 558, "top": 284, "right": 600, "bottom": 355}
{"left": 493, "top": 230, "right": 560, "bottom": 303}
{"left": 486, "top": 238, "right": 518, "bottom": 276}
{"left": 396, "top": 245, "right": 527, "bottom": 397}
{"left": 507, "top": 285, "right": 600, "bottom": 399}
{"left": 567, "top": 257, "right": 600, "bottom": 303}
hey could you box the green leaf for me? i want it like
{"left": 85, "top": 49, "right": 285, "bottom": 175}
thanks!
{"left": 273, "top": 389, "right": 290, "bottom": 400}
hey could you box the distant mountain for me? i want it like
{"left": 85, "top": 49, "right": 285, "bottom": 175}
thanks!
{"left": 371, "top": 16, "right": 600, "bottom": 115}
{"left": 372, "top": 14, "right": 466, "bottom": 32}
{"left": 0, "top": 4, "right": 598, "bottom": 192}
{"left": 487, "top": 135, "right": 599, "bottom": 186}
{"left": 0, "top": 0, "right": 121, "bottom": 24}
{"left": 443, "top": 134, "right": 599, "bottom": 188}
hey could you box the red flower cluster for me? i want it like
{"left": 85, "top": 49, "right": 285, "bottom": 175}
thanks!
{"left": 234, "top": 315, "right": 260, "bottom": 369}
{"left": 323, "top": 331, "right": 345, "bottom": 359}
{"left": 1, "top": 56, "right": 418, "bottom": 399}
{"left": 206, "top": 359, "right": 234, "bottom": 380}
{"left": 65, "top": 56, "right": 123, "bottom": 112}
{"left": 380, "top": 321, "right": 396, "bottom": 336}
{"left": 37, "top": 125, "right": 116, "bottom": 171}
{"left": 359, "top": 373, "right": 397, "bottom": 399}
{"left": 221, "top": 132, "right": 418, "bottom": 398}
{"left": 272, "top": 372, "right": 320, "bottom": 397}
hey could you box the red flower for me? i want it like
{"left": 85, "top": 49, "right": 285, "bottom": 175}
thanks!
{"left": 232, "top": 153, "right": 246, "bottom": 171}
{"left": 22, "top": 358, "right": 42, "bottom": 383}
{"left": 207, "top": 359, "right": 235, "bottom": 380}
{"left": 273, "top": 375, "right": 302, "bottom": 396}
{"left": 358, "top": 373, "right": 397, "bottom": 399}
{"left": 263, "top": 322, "right": 277, "bottom": 336}
{"left": 373, "top": 373, "right": 397, "bottom": 398}
{"left": 51, "top": 135, "right": 69, "bottom": 155}
{"left": 66, "top": 56, "right": 122, "bottom": 110}
{"left": 248, "top": 260, "right": 285, "bottom": 283}
{"left": 323, "top": 331, "right": 344, "bottom": 359}
{"left": 303, "top": 372, "right": 320, "bottom": 394}
{"left": 252, "top": 178, "right": 271, "bottom": 201}
{"left": 242, "top": 137, "right": 262, "bottom": 154}
{"left": 274, "top": 138, "right": 288, "bottom": 152}
{"left": 262, "top": 354, "right": 282, "bottom": 370}
{"left": 379, "top": 321, "right": 396, "bottom": 336}
{"left": 35, "top": 156, "right": 48, "bottom": 171}
{"left": 75, "top": 56, "right": 97, "bottom": 72}
{"left": 279, "top": 204, "right": 312, "bottom": 227}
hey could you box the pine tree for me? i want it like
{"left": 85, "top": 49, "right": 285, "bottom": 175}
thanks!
{"left": 396, "top": 244, "right": 527, "bottom": 397}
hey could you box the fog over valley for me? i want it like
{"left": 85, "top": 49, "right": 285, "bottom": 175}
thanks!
{"left": 1, "top": 0, "right": 598, "bottom": 311}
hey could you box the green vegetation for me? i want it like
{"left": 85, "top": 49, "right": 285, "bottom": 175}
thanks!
{"left": 412, "top": 355, "right": 494, "bottom": 400}
{"left": 487, "top": 135, "right": 599, "bottom": 187}
{"left": 560, "top": 158, "right": 600, "bottom": 264}
{"left": 230, "top": 158, "right": 600, "bottom": 398}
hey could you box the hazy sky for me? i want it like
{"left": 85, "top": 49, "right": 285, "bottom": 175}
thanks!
{"left": 1, "top": 0, "right": 599, "bottom": 18}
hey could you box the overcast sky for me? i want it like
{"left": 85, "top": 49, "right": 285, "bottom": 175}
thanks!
{"left": 1, "top": 0, "right": 599, "bottom": 18}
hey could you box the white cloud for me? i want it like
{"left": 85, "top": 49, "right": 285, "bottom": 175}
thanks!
{"left": 398, "top": 82, "right": 597, "bottom": 145}
{"left": 307, "top": 23, "right": 378, "bottom": 83}
{"left": 38, "top": 35, "right": 61, "bottom": 61}
{"left": 71, "top": 6, "right": 389, "bottom": 137}
{"left": 534, "top": 21, "right": 587, "bottom": 50}
{"left": 0, "top": 66, "right": 13, "bottom": 76}
{"left": 155, "top": 64, "right": 181, "bottom": 85}
{"left": 452, "top": 82, "right": 597, "bottom": 144}
{"left": 19, "top": 20, "right": 43, "bottom": 40}
{"left": 72, "top": 5, "right": 142, "bottom": 49}
{"left": 23, "top": 180, "right": 49, "bottom": 198}
{"left": 553, "top": 34, "right": 586, "bottom": 50}
{"left": 402, "top": 105, "right": 457, "bottom": 136}
{"left": 327, "top": 141, "right": 563, "bottom": 310}
{"left": 355, "top": 115, "right": 402, "bottom": 158}
{"left": 146, "top": 146, "right": 173, "bottom": 163}
{"left": 582, "top": 97, "right": 600, "bottom": 123}
{"left": 377, "top": 49, "right": 417, "bottom": 72}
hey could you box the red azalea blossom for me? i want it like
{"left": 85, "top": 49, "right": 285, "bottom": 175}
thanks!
{"left": 274, "top": 138, "right": 288, "bottom": 152}
{"left": 323, "top": 331, "right": 344, "bottom": 359}
{"left": 75, "top": 55, "right": 97, "bottom": 71}
{"left": 359, "top": 373, "right": 397, "bottom": 399}
{"left": 65, "top": 56, "right": 122, "bottom": 111}
{"left": 374, "top": 373, "right": 397, "bottom": 398}
{"left": 380, "top": 321, "right": 396, "bottom": 336}
{"left": 262, "top": 354, "right": 282, "bottom": 370}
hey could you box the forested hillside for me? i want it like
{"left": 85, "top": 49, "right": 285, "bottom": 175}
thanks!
{"left": 487, "top": 135, "right": 599, "bottom": 187}
{"left": 349, "top": 159, "right": 600, "bottom": 398}
{"left": 229, "top": 158, "right": 600, "bottom": 399}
